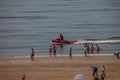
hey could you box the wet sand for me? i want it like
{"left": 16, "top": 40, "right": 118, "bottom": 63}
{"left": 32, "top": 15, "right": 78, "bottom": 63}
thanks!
{"left": 0, "top": 54, "right": 120, "bottom": 80}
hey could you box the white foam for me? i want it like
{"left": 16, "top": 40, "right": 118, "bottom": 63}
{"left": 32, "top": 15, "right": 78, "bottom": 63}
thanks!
{"left": 73, "top": 40, "right": 120, "bottom": 44}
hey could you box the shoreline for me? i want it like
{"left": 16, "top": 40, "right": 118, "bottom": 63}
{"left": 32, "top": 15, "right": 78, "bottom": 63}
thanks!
{"left": 0, "top": 52, "right": 115, "bottom": 58}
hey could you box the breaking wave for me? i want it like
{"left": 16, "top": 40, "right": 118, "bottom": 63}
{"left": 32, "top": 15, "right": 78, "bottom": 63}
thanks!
{"left": 74, "top": 39, "right": 120, "bottom": 44}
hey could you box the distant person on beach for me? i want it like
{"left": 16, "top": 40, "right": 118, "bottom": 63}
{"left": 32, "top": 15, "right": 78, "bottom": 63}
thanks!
{"left": 114, "top": 52, "right": 120, "bottom": 59}
{"left": 31, "top": 48, "right": 35, "bottom": 61}
{"left": 102, "top": 65, "right": 106, "bottom": 72}
{"left": 91, "top": 66, "right": 98, "bottom": 77}
{"left": 69, "top": 47, "right": 72, "bottom": 59}
{"left": 48, "top": 45, "right": 52, "bottom": 57}
{"left": 59, "top": 33, "right": 64, "bottom": 41}
{"left": 100, "top": 71, "right": 106, "bottom": 80}
{"left": 96, "top": 44, "right": 100, "bottom": 53}
{"left": 101, "top": 65, "right": 106, "bottom": 80}
{"left": 90, "top": 44, "right": 94, "bottom": 54}
{"left": 93, "top": 71, "right": 99, "bottom": 80}
{"left": 91, "top": 66, "right": 99, "bottom": 80}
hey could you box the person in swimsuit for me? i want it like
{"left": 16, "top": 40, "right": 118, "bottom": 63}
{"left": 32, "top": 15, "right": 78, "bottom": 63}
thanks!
{"left": 48, "top": 45, "right": 52, "bottom": 57}
{"left": 84, "top": 44, "right": 87, "bottom": 57}
{"left": 91, "top": 44, "right": 94, "bottom": 54}
{"left": 69, "top": 47, "right": 72, "bottom": 59}
{"left": 52, "top": 44, "right": 57, "bottom": 57}
{"left": 31, "top": 48, "right": 35, "bottom": 61}
{"left": 100, "top": 71, "right": 106, "bottom": 80}
{"left": 93, "top": 71, "right": 99, "bottom": 80}
{"left": 96, "top": 44, "right": 100, "bottom": 53}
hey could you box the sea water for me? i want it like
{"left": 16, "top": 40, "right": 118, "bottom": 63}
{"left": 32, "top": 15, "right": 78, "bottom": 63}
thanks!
{"left": 0, "top": 0, "right": 120, "bottom": 57}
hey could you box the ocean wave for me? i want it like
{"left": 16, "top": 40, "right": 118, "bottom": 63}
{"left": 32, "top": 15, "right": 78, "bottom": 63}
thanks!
{"left": 0, "top": 16, "right": 49, "bottom": 20}
{"left": 81, "top": 9, "right": 120, "bottom": 12}
{"left": 75, "top": 23, "right": 120, "bottom": 27}
{"left": 19, "top": 10, "right": 66, "bottom": 13}
{"left": 74, "top": 39, "right": 120, "bottom": 44}
{"left": 109, "top": 37, "right": 120, "bottom": 39}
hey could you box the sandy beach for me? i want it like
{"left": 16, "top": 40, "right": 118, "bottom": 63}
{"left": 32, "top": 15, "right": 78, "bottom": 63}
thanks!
{"left": 0, "top": 54, "right": 120, "bottom": 80}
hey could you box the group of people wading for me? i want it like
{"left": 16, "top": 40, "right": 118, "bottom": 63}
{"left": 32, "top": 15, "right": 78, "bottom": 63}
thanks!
{"left": 84, "top": 43, "right": 100, "bottom": 57}
{"left": 48, "top": 33, "right": 63, "bottom": 57}
{"left": 48, "top": 44, "right": 57, "bottom": 57}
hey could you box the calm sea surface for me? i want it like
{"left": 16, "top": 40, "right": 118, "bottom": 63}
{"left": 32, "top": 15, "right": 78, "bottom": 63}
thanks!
{"left": 0, "top": 0, "right": 120, "bottom": 57}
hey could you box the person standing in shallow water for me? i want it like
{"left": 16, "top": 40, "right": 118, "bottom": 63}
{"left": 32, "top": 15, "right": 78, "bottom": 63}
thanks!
{"left": 69, "top": 47, "right": 72, "bottom": 59}
{"left": 84, "top": 44, "right": 87, "bottom": 57}
{"left": 87, "top": 44, "right": 90, "bottom": 53}
{"left": 48, "top": 45, "right": 52, "bottom": 57}
{"left": 52, "top": 44, "right": 57, "bottom": 57}
{"left": 96, "top": 44, "right": 100, "bottom": 53}
{"left": 90, "top": 44, "right": 94, "bottom": 54}
{"left": 31, "top": 48, "right": 35, "bottom": 61}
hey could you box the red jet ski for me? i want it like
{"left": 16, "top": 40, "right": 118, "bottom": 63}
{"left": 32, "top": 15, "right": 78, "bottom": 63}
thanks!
{"left": 51, "top": 38, "right": 77, "bottom": 44}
